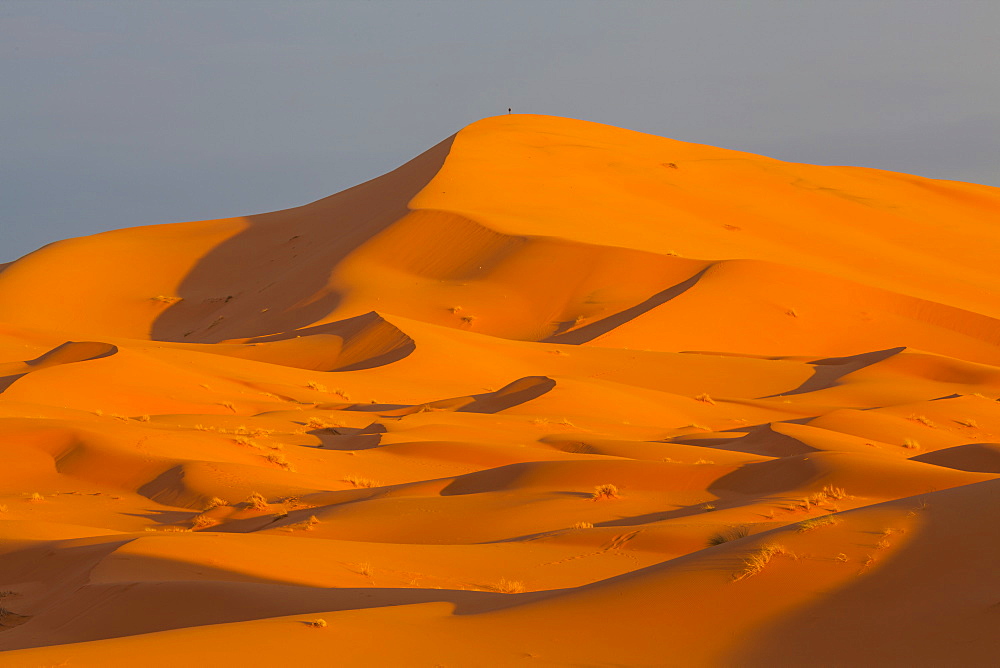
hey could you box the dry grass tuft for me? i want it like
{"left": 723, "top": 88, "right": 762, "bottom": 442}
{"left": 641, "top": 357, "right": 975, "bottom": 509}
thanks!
{"left": 797, "top": 516, "right": 840, "bottom": 532}
{"left": 191, "top": 514, "right": 217, "bottom": 529}
{"left": 955, "top": 418, "right": 979, "bottom": 428}
{"left": 572, "top": 521, "right": 594, "bottom": 529}
{"left": 909, "top": 415, "right": 935, "bottom": 428}
{"left": 733, "top": 544, "right": 788, "bottom": 581}
{"left": 835, "top": 553, "right": 849, "bottom": 562}
{"left": 591, "top": 484, "right": 620, "bottom": 500}
{"left": 489, "top": 578, "right": 525, "bottom": 594}
{"left": 306, "top": 381, "right": 328, "bottom": 392}
{"left": 821, "top": 485, "right": 848, "bottom": 500}
{"left": 795, "top": 487, "right": 847, "bottom": 512}
{"left": 343, "top": 475, "right": 381, "bottom": 488}
{"left": 234, "top": 436, "right": 264, "bottom": 449}
{"left": 702, "top": 503, "right": 717, "bottom": 511}
{"left": 902, "top": 437, "right": 920, "bottom": 449}
{"left": 283, "top": 515, "right": 320, "bottom": 532}
{"left": 693, "top": 459, "right": 715, "bottom": 465}
{"left": 245, "top": 492, "right": 268, "bottom": 511}
{"left": 695, "top": 393, "right": 716, "bottom": 405}
{"left": 264, "top": 453, "right": 294, "bottom": 471}
{"left": 804, "top": 491, "right": 825, "bottom": 506}
{"left": 305, "top": 618, "right": 327, "bottom": 628}
{"left": 203, "top": 497, "right": 228, "bottom": 510}
{"left": 860, "top": 554, "right": 877, "bottom": 572}
{"left": 708, "top": 525, "right": 750, "bottom": 546}
{"left": 27, "top": 492, "right": 44, "bottom": 502}
{"left": 355, "top": 562, "right": 374, "bottom": 577}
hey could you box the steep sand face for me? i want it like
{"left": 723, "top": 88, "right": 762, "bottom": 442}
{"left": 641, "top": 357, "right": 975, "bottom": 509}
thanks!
{"left": 0, "top": 114, "right": 998, "bottom": 665}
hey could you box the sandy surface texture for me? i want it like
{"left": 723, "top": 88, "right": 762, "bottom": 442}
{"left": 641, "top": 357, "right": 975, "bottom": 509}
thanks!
{"left": 0, "top": 115, "right": 998, "bottom": 666}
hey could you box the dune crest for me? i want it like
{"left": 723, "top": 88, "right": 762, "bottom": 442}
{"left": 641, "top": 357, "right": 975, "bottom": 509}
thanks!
{"left": 0, "top": 114, "right": 998, "bottom": 665}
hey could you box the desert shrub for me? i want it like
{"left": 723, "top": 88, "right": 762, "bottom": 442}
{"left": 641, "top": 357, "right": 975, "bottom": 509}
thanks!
{"left": 489, "top": 578, "right": 525, "bottom": 593}
{"left": 733, "top": 544, "right": 788, "bottom": 581}
{"left": 245, "top": 492, "right": 268, "bottom": 511}
{"left": 343, "top": 475, "right": 380, "bottom": 488}
{"left": 708, "top": 525, "right": 750, "bottom": 546}
{"left": 591, "top": 484, "right": 620, "bottom": 500}
{"left": 797, "top": 516, "right": 840, "bottom": 532}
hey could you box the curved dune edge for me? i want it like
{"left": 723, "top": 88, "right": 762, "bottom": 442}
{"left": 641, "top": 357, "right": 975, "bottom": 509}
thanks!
{"left": 0, "top": 115, "right": 998, "bottom": 664}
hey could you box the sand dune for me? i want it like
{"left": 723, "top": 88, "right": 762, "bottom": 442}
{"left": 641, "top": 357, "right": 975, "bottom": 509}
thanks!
{"left": 0, "top": 114, "right": 997, "bottom": 665}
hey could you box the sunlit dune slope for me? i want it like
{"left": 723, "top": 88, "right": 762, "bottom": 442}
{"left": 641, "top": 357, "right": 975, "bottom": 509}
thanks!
{"left": 0, "top": 114, "right": 998, "bottom": 666}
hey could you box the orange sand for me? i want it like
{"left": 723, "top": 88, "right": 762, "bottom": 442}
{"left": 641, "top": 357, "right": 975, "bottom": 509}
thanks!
{"left": 0, "top": 114, "right": 998, "bottom": 666}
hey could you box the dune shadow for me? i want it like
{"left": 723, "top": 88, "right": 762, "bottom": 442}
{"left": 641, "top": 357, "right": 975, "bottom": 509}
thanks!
{"left": 0, "top": 576, "right": 551, "bottom": 651}
{"left": 544, "top": 266, "right": 710, "bottom": 344}
{"left": 337, "top": 376, "right": 557, "bottom": 417}
{"left": 26, "top": 341, "right": 118, "bottom": 366}
{"left": 120, "top": 508, "right": 195, "bottom": 525}
{"left": 0, "top": 342, "right": 119, "bottom": 393}
{"left": 912, "top": 442, "right": 1000, "bottom": 474}
{"left": 672, "top": 423, "right": 818, "bottom": 458}
{"left": 343, "top": 402, "right": 412, "bottom": 413}
{"left": 457, "top": 376, "right": 556, "bottom": 414}
{"left": 665, "top": 436, "right": 750, "bottom": 448}
{"left": 494, "top": 501, "right": 728, "bottom": 538}
{"left": 150, "top": 135, "right": 456, "bottom": 343}
{"left": 764, "top": 346, "right": 906, "bottom": 398}
{"left": 242, "top": 312, "right": 417, "bottom": 372}
{"left": 0, "top": 374, "right": 23, "bottom": 393}
{"left": 595, "top": 503, "right": 722, "bottom": 527}
{"left": 336, "top": 344, "right": 414, "bottom": 372}
{"left": 309, "top": 432, "right": 384, "bottom": 451}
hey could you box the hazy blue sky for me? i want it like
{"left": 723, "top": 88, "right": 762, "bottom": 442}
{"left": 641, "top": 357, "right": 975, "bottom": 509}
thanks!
{"left": 3, "top": 0, "right": 998, "bottom": 261}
